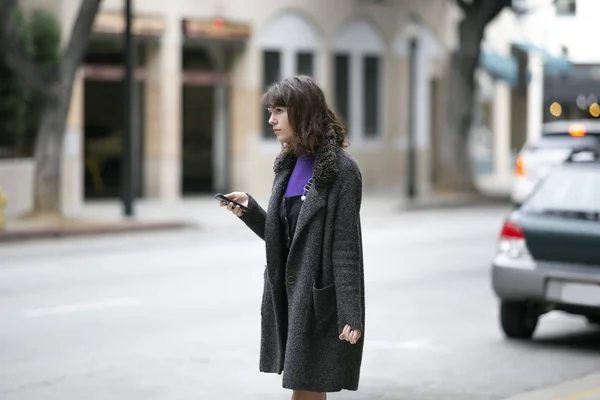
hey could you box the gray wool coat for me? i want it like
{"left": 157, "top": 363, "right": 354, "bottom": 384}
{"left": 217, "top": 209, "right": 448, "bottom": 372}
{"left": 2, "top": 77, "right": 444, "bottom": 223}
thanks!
{"left": 239, "top": 130, "right": 365, "bottom": 393}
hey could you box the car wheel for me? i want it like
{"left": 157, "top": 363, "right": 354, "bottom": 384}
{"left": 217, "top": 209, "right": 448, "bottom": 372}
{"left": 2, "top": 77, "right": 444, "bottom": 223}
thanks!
{"left": 500, "top": 301, "right": 539, "bottom": 339}
{"left": 586, "top": 315, "right": 600, "bottom": 325}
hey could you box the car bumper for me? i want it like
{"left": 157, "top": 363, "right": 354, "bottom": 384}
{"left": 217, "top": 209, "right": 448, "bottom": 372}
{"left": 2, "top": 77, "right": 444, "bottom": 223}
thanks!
{"left": 492, "top": 260, "right": 600, "bottom": 308}
{"left": 492, "top": 265, "right": 546, "bottom": 301}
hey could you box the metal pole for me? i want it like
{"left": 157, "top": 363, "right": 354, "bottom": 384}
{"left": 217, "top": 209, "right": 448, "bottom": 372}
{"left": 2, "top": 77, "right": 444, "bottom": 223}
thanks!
{"left": 211, "top": 47, "right": 230, "bottom": 194}
{"left": 407, "top": 36, "right": 418, "bottom": 200}
{"left": 122, "top": 0, "right": 134, "bottom": 216}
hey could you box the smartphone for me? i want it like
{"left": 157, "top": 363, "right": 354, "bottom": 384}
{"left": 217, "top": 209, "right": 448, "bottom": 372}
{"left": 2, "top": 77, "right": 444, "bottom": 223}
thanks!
{"left": 215, "top": 193, "right": 250, "bottom": 212}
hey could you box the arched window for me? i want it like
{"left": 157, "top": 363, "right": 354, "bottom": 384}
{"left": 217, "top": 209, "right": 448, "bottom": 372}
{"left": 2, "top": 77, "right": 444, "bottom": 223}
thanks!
{"left": 260, "top": 12, "right": 320, "bottom": 138}
{"left": 332, "top": 20, "right": 385, "bottom": 140}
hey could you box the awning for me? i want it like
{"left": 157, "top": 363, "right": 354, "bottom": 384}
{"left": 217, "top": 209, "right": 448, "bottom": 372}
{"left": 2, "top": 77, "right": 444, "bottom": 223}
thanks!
{"left": 512, "top": 42, "right": 572, "bottom": 76}
{"left": 93, "top": 12, "right": 165, "bottom": 37}
{"left": 182, "top": 18, "right": 251, "bottom": 43}
{"left": 478, "top": 50, "right": 529, "bottom": 87}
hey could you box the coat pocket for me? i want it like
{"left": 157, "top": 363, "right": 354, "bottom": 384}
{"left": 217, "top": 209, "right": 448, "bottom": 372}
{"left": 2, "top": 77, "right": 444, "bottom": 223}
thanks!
{"left": 311, "top": 282, "right": 337, "bottom": 334}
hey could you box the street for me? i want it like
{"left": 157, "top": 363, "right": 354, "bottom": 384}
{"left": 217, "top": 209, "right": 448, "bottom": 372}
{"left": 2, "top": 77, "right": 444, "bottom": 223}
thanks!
{"left": 1, "top": 205, "right": 599, "bottom": 400}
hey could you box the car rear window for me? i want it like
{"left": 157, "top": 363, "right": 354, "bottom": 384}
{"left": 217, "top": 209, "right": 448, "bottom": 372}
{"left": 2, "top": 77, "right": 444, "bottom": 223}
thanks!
{"left": 528, "top": 135, "right": 599, "bottom": 151}
{"left": 523, "top": 166, "right": 600, "bottom": 213}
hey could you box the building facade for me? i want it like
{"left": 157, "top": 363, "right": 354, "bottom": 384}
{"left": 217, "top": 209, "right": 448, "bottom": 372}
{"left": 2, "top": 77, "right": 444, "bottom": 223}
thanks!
{"left": 14, "top": 0, "right": 465, "bottom": 213}
{"left": 4, "top": 0, "right": 553, "bottom": 216}
{"left": 471, "top": 0, "right": 572, "bottom": 186}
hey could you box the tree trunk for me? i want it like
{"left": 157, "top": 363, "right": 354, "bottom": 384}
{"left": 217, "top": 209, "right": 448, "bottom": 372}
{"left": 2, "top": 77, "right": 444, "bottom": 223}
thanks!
{"left": 435, "top": 19, "right": 485, "bottom": 194}
{"left": 32, "top": 0, "right": 100, "bottom": 216}
{"left": 33, "top": 81, "right": 73, "bottom": 214}
{"left": 0, "top": 0, "right": 101, "bottom": 217}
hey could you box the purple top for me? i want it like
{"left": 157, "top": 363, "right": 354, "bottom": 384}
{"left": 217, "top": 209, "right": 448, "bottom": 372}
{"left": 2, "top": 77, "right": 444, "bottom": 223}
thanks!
{"left": 284, "top": 154, "right": 315, "bottom": 198}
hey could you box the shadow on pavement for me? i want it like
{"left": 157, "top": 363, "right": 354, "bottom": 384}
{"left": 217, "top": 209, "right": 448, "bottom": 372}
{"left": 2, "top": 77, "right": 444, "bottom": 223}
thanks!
{"left": 532, "top": 328, "right": 600, "bottom": 353}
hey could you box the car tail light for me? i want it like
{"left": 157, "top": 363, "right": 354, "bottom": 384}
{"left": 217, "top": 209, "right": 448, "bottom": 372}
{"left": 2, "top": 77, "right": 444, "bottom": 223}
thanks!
{"left": 500, "top": 221, "right": 524, "bottom": 239}
{"left": 515, "top": 156, "right": 526, "bottom": 178}
{"left": 568, "top": 124, "right": 586, "bottom": 137}
{"left": 497, "top": 221, "right": 532, "bottom": 261}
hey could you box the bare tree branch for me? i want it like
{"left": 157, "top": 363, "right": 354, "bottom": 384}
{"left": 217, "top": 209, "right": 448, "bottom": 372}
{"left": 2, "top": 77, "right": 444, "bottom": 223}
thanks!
{"left": 482, "top": 0, "right": 512, "bottom": 24}
{"left": 61, "top": 0, "right": 102, "bottom": 81}
{"left": 458, "top": 0, "right": 511, "bottom": 32}
{"left": 0, "top": 0, "right": 57, "bottom": 101}
{"left": 456, "top": 0, "right": 474, "bottom": 15}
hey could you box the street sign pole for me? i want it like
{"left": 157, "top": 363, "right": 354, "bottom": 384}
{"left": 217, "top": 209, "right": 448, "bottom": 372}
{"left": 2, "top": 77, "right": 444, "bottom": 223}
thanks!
{"left": 407, "top": 36, "right": 418, "bottom": 200}
{"left": 122, "top": 0, "right": 134, "bottom": 216}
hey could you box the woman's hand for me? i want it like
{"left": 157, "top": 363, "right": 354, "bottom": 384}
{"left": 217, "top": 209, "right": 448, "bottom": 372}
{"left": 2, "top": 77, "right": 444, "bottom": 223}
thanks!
{"left": 339, "top": 325, "right": 361, "bottom": 345}
{"left": 219, "top": 192, "right": 249, "bottom": 217}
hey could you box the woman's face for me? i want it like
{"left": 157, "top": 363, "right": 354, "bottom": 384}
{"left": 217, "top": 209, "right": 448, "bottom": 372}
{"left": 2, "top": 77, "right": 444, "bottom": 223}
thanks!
{"left": 268, "top": 106, "right": 294, "bottom": 144}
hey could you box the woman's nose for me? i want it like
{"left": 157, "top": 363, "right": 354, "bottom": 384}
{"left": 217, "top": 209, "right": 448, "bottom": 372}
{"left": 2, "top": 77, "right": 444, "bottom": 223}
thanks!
{"left": 268, "top": 115, "right": 276, "bottom": 125}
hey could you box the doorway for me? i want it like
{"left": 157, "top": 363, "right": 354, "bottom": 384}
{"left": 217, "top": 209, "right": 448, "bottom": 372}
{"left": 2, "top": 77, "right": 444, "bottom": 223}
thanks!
{"left": 181, "top": 46, "right": 216, "bottom": 194}
{"left": 182, "top": 85, "right": 214, "bottom": 193}
{"left": 83, "top": 38, "right": 145, "bottom": 199}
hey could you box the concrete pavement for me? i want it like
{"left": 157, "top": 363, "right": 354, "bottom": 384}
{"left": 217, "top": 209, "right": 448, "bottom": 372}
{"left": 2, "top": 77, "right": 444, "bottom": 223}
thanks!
{"left": 1, "top": 186, "right": 511, "bottom": 244}
{"left": 1, "top": 173, "right": 512, "bottom": 243}
{"left": 2, "top": 205, "right": 600, "bottom": 399}
{"left": 503, "top": 371, "right": 600, "bottom": 400}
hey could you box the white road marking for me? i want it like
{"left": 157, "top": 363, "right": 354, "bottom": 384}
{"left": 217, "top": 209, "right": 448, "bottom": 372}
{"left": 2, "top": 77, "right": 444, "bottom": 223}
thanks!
{"left": 366, "top": 339, "right": 449, "bottom": 352}
{"left": 23, "top": 297, "right": 143, "bottom": 318}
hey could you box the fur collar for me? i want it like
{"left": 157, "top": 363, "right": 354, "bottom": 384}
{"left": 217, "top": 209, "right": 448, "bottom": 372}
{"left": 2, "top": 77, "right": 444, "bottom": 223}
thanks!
{"left": 273, "top": 126, "right": 339, "bottom": 186}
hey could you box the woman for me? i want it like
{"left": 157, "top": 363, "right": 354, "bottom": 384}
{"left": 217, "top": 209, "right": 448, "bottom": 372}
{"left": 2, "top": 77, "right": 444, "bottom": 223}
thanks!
{"left": 219, "top": 76, "right": 365, "bottom": 400}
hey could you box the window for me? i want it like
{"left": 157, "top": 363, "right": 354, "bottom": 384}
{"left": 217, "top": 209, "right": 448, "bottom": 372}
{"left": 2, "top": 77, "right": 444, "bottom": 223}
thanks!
{"left": 363, "top": 56, "right": 380, "bottom": 136}
{"left": 334, "top": 54, "right": 350, "bottom": 128}
{"left": 332, "top": 54, "right": 383, "bottom": 138}
{"left": 263, "top": 51, "right": 281, "bottom": 89}
{"left": 555, "top": 0, "right": 576, "bottom": 16}
{"left": 524, "top": 167, "right": 600, "bottom": 213}
{"left": 296, "top": 52, "right": 314, "bottom": 76}
{"left": 332, "top": 20, "right": 384, "bottom": 141}
{"left": 262, "top": 51, "right": 281, "bottom": 138}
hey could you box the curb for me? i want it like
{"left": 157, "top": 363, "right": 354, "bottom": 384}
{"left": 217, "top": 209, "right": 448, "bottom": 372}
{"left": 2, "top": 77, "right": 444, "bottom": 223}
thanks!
{"left": 0, "top": 220, "right": 197, "bottom": 244}
{"left": 399, "top": 195, "right": 513, "bottom": 212}
{"left": 502, "top": 371, "right": 600, "bottom": 400}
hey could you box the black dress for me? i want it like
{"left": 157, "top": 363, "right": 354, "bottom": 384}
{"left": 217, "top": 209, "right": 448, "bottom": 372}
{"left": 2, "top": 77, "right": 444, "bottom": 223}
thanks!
{"left": 280, "top": 195, "right": 304, "bottom": 251}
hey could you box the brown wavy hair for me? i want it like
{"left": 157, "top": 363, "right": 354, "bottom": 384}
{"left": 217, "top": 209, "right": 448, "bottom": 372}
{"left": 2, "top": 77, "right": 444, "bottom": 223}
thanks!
{"left": 260, "top": 76, "right": 349, "bottom": 155}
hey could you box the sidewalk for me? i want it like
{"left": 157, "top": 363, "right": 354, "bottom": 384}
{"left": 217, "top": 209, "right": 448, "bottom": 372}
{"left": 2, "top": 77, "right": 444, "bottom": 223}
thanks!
{"left": 0, "top": 210, "right": 194, "bottom": 244}
{"left": 0, "top": 175, "right": 512, "bottom": 243}
{"left": 502, "top": 371, "right": 600, "bottom": 400}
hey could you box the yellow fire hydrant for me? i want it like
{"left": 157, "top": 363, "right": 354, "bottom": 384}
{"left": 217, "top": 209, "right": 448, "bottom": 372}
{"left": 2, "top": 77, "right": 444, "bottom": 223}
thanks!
{"left": 0, "top": 186, "right": 6, "bottom": 230}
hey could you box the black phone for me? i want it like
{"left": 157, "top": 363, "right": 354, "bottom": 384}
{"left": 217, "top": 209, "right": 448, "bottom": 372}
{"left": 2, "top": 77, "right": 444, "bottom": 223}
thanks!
{"left": 215, "top": 193, "right": 250, "bottom": 212}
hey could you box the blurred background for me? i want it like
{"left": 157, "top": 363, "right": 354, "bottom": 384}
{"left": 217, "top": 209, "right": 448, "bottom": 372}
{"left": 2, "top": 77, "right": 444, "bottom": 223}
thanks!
{"left": 2, "top": 1, "right": 600, "bottom": 399}
{"left": 0, "top": 0, "right": 585, "bottom": 216}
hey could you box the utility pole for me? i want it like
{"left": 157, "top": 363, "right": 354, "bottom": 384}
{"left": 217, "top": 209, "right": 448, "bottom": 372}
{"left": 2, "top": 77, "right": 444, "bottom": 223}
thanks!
{"left": 406, "top": 34, "right": 418, "bottom": 200}
{"left": 122, "top": 0, "right": 135, "bottom": 216}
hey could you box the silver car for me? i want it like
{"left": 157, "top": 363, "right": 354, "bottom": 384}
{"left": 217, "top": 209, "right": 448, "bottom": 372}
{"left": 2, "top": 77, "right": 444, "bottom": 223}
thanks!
{"left": 511, "top": 119, "right": 600, "bottom": 204}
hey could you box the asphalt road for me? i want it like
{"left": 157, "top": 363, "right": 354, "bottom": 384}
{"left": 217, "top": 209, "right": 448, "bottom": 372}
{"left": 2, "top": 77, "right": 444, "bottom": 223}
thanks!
{"left": 1, "top": 205, "right": 599, "bottom": 400}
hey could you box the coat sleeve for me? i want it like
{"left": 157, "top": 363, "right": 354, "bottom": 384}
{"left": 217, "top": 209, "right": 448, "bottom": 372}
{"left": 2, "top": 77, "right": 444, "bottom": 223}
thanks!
{"left": 238, "top": 193, "right": 267, "bottom": 241}
{"left": 332, "top": 169, "right": 364, "bottom": 334}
